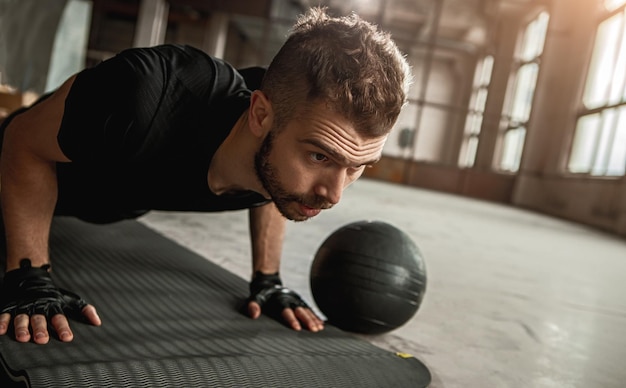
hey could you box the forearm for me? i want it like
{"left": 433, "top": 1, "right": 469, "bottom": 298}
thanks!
{"left": 0, "top": 78, "right": 74, "bottom": 271}
{"left": 1, "top": 136, "right": 59, "bottom": 271}
{"left": 248, "top": 202, "right": 286, "bottom": 275}
{"left": 247, "top": 203, "right": 323, "bottom": 331}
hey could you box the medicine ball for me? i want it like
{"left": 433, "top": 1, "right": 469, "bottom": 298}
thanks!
{"left": 310, "top": 220, "right": 427, "bottom": 334}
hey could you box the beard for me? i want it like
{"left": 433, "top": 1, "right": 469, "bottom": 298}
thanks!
{"left": 254, "top": 131, "right": 333, "bottom": 221}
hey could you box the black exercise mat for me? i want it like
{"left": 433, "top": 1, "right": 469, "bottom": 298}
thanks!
{"left": 0, "top": 217, "right": 431, "bottom": 387}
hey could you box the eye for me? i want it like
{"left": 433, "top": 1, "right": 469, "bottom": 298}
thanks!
{"left": 310, "top": 153, "right": 329, "bottom": 163}
{"left": 348, "top": 165, "right": 365, "bottom": 175}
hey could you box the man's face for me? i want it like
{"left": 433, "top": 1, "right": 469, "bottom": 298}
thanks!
{"left": 254, "top": 103, "right": 386, "bottom": 221}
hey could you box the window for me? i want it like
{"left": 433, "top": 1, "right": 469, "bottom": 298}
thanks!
{"left": 498, "top": 12, "right": 549, "bottom": 172}
{"left": 568, "top": 2, "right": 626, "bottom": 176}
{"left": 458, "top": 55, "right": 494, "bottom": 167}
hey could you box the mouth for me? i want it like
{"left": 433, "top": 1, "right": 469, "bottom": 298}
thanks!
{"left": 298, "top": 203, "right": 322, "bottom": 218}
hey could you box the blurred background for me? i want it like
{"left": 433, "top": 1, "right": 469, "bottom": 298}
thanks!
{"left": 0, "top": 0, "right": 625, "bottom": 238}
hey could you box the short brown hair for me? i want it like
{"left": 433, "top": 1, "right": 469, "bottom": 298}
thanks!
{"left": 261, "top": 7, "right": 411, "bottom": 137}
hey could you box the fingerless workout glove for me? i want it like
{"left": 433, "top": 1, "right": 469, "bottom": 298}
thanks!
{"left": 0, "top": 259, "right": 87, "bottom": 319}
{"left": 248, "top": 271, "right": 309, "bottom": 316}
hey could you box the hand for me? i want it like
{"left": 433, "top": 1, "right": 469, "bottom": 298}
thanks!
{"left": 247, "top": 271, "right": 324, "bottom": 332}
{"left": 0, "top": 259, "right": 101, "bottom": 344}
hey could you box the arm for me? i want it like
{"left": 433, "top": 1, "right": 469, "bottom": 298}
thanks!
{"left": 248, "top": 201, "right": 286, "bottom": 275}
{"left": 1, "top": 106, "right": 64, "bottom": 271}
{"left": 247, "top": 202, "right": 323, "bottom": 332}
{"left": 0, "top": 76, "right": 100, "bottom": 344}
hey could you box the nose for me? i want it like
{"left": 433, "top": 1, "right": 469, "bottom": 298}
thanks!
{"left": 315, "top": 169, "right": 347, "bottom": 205}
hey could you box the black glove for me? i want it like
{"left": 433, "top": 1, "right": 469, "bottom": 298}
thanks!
{"left": 248, "top": 271, "right": 310, "bottom": 317}
{"left": 0, "top": 258, "right": 88, "bottom": 320}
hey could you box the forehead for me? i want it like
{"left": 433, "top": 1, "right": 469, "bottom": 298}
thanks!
{"left": 287, "top": 104, "right": 387, "bottom": 165}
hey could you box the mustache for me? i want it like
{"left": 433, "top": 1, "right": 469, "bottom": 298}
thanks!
{"left": 283, "top": 194, "right": 334, "bottom": 210}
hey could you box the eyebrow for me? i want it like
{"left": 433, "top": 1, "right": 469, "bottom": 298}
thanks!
{"left": 301, "top": 139, "right": 381, "bottom": 167}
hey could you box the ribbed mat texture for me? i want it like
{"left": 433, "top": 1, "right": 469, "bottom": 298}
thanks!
{"left": 0, "top": 217, "right": 430, "bottom": 387}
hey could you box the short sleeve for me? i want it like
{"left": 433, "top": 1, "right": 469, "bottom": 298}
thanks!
{"left": 57, "top": 45, "right": 230, "bottom": 163}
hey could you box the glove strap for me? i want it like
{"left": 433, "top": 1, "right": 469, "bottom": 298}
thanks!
{"left": 249, "top": 270, "right": 282, "bottom": 295}
{"left": 248, "top": 271, "right": 309, "bottom": 315}
{"left": 3, "top": 258, "right": 52, "bottom": 289}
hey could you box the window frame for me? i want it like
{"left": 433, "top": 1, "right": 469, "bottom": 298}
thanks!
{"left": 458, "top": 55, "right": 494, "bottom": 168}
{"left": 568, "top": 2, "right": 626, "bottom": 177}
{"left": 496, "top": 11, "right": 550, "bottom": 173}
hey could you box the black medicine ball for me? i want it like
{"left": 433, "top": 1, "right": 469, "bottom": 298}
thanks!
{"left": 310, "top": 220, "right": 427, "bottom": 334}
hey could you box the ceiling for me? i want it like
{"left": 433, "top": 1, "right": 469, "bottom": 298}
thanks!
{"left": 224, "top": 0, "right": 541, "bottom": 59}
{"left": 91, "top": 0, "right": 542, "bottom": 63}
{"left": 319, "top": 0, "right": 543, "bottom": 47}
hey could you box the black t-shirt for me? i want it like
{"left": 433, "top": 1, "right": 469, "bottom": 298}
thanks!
{"left": 52, "top": 44, "right": 268, "bottom": 221}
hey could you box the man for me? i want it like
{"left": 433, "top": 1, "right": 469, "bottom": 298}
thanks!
{"left": 0, "top": 7, "right": 411, "bottom": 344}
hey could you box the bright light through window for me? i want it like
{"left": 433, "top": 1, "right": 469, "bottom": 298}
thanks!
{"left": 520, "top": 12, "right": 550, "bottom": 61}
{"left": 569, "top": 6, "right": 626, "bottom": 176}
{"left": 498, "top": 12, "right": 549, "bottom": 172}
{"left": 458, "top": 55, "right": 494, "bottom": 167}
{"left": 583, "top": 13, "right": 623, "bottom": 108}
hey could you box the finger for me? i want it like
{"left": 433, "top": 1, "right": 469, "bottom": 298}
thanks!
{"left": 50, "top": 314, "right": 74, "bottom": 342}
{"left": 247, "top": 301, "right": 261, "bottom": 319}
{"left": 294, "top": 307, "right": 324, "bottom": 332}
{"left": 281, "top": 308, "right": 302, "bottom": 331}
{"left": 82, "top": 305, "right": 102, "bottom": 326}
{"left": 0, "top": 313, "right": 11, "bottom": 335}
{"left": 31, "top": 314, "right": 50, "bottom": 344}
{"left": 14, "top": 314, "right": 31, "bottom": 343}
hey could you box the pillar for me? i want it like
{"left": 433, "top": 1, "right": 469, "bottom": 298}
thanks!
{"left": 133, "top": 0, "right": 169, "bottom": 48}
{"left": 203, "top": 12, "right": 229, "bottom": 59}
{"left": 517, "top": 0, "right": 603, "bottom": 175}
{"left": 472, "top": 13, "right": 521, "bottom": 171}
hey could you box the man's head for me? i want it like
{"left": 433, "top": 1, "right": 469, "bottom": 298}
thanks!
{"left": 261, "top": 7, "right": 412, "bottom": 137}
{"left": 250, "top": 7, "right": 411, "bottom": 221}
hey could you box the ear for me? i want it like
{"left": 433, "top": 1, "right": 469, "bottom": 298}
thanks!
{"left": 248, "top": 90, "right": 273, "bottom": 138}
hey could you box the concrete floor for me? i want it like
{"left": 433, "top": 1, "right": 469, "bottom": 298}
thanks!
{"left": 139, "top": 178, "right": 626, "bottom": 388}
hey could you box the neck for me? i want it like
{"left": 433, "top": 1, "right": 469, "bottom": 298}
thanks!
{"left": 208, "top": 113, "right": 268, "bottom": 197}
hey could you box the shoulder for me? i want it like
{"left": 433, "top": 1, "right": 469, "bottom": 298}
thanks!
{"left": 107, "top": 45, "right": 253, "bottom": 98}
{"left": 105, "top": 44, "right": 205, "bottom": 77}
